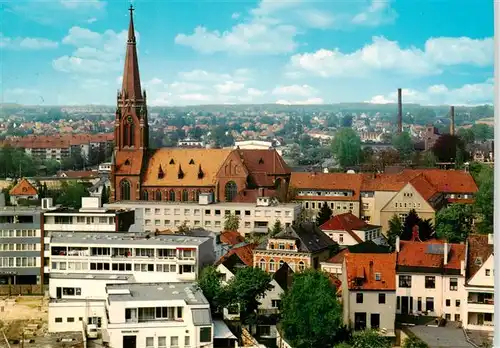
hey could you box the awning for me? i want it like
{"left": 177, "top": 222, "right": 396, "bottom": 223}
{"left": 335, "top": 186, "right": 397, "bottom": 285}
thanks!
{"left": 213, "top": 320, "right": 237, "bottom": 340}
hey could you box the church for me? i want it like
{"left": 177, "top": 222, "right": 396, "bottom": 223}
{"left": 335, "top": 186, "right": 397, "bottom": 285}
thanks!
{"left": 110, "top": 7, "right": 290, "bottom": 203}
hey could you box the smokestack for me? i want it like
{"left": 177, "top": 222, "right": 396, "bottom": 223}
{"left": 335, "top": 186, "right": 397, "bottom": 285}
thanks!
{"left": 395, "top": 236, "right": 400, "bottom": 252}
{"left": 450, "top": 106, "right": 455, "bottom": 135}
{"left": 397, "top": 88, "right": 403, "bottom": 134}
{"left": 444, "top": 242, "right": 449, "bottom": 265}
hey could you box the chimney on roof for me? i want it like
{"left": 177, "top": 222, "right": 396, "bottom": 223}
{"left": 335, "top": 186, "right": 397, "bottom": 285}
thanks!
{"left": 397, "top": 88, "right": 403, "bottom": 134}
{"left": 369, "top": 260, "right": 374, "bottom": 280}
{"left": 395, "top": 236, "right": 400, "bottom": 252}
{"left": 450, "top": 106, "right": 455, "bottom": 135}
{"left": 444, "top": 242, "right": 448, "bottom": 265}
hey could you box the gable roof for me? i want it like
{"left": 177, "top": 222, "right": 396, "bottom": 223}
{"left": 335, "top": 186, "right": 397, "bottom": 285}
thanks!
{"left": 345, "top": 253, "right": 397, "bottom": 291}
{"left": 237, "top": 149, "right": 290, "bottom": 187}
{"left": 9, "top": 179, "right": 38, "bottom": 196}
{"left": 466, "top": 234, "right": 494, "bottom": 282}
{"left": 397, "top": 240, "right": 466, "bottom": 271}
{"left": 408, "top": 174, "right": 440, "bottom": 201}
{"left": 219, "top": 231, "right": 244, "bottom": 246}
{"left": 290, "top": 172, "right": 363, "bottom": 201}
{"left": 143, "top": 148, "right": 232, "bottom": 187}
{"left": 114, "top": 150, "right": 144, "bottom": 175}
{"left": 325, "top": 241, "right": 392, "bottom": 264}
{"left": 272, "top": 263, "right": 294, "bottom": 291}
{"left": 215, "top": 243, "right": 257, "bottom": 270}
{"left": 259, "top": 222, "right": 337, "bottom": 253}
{"left": 320, "top": 213, "right": 380, "bottom": 244}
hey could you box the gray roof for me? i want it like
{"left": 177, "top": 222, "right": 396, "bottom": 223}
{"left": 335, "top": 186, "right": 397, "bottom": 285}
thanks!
{"left": 106, "top": 282, "right": 209, "bottom": 305}
{"left": 50, "top": 232, "right": 209, "bottom": 246}
{"left": 258, "top": 222, "right": 337, "bottom": 253}
{"left": 50, "top": 273, "right": 134, "bottom": 281}
{"left": 191, "top": 308, "right": 212, "bottom": 326}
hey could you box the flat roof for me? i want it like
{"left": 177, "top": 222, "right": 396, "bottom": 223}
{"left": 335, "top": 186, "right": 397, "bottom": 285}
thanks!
{"left": 105, "top": 200, "right": 299, "bottom": 209}
{"left": 106, "top": 282, "right": 208, "bottom": 304}
{"left": 50, "top": 273, "right": 135, "bottom": 281}
{"left": 50, "top": 232, "right": 209, "bottom": 246}
{"left": 43, "top": 207, "right": 130, "bottom": 215}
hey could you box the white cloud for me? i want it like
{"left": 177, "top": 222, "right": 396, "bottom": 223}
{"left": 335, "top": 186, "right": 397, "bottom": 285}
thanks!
{"left": 60, "top": 0, "right": 106, "bottom": 10}
{"left": 53, "top": 26, "right": 134, "bottom": 74}
{"left": 247, "top": 88, "right": 266, "bottom": 97}
{"left": 368, "top": 79, "right": 493, "bottom": 106}
{"left": 352, "top": 0, "right": 397, "bottom": 26}
{"left": 301, "top": 10, "right": 335, "bottom": 29}
{"left": 231, "top": 12, "right": 241, "bottom": 19}
{"left": 0, "top": 33, "right": 58, "bottom": 49}
{"left": 116, "top": 76, "right": 123, "bottom": 84}
{"left": 168, "top": 82, "right": 205, "bottom": 94}
{"left": 81, "top": 78, "right": 108, "bottom": 90}
{"left": 87, "top": 17, "right": 98, "bottom": 24}
{"left": 287, "top": 36, "right": 493, "bottom": 78}
{"left": 214, "top": 81, "right": 245, "bottom": 94}
{"left": 272, "top": 84, "right": 317, "bottom": 97}
{"left": 178, "top": 69, "right": 250, "bottom": 82}
{"left": 276, "top": 97, "right": 324, "bottom": 105}
{"left": 147, "top": 78, "right": 163, "bottom": 86}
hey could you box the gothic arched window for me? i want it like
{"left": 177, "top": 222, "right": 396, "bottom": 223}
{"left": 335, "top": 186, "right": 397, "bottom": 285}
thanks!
{"left": 182, "top": 189, "right": 189, "bottom": 202}
{"left": 195, "top": 190, "right": 201, "bottom": 202}
{"left": 120, "top": 180, "right": 131, "bottom": 201}
{"left": 169, "top": 190, "right": 175, "bottom": 202}
{"left": 142, "top": 190, "right": 148, "bottom": 201}
{"left": 155, "top": 190, "right": 162, "bottom": 201}
{"left": 123, "top": 116, "right": 135, "bottom": 147}
{"left": 225, "top": 181, "right": 237, "bottom": 202}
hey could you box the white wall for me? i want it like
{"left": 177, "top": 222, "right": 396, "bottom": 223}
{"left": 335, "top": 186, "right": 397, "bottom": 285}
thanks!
{"left": 345, "top": 291, "right": 396, "bottom": 334}
{"left": 258, "top": 279, "right": 283, "bottom": 311}
{"left": 324, "top": 230, "right": 358, "bottom": 246}
{"left": 467, "top": 255, "right": 494, "bottom": 287}
{"left": 49, "top": 301, "right": 106, "bottom": 332}
{"left": 49, "top": 277, "right": 129, "bottom": 300}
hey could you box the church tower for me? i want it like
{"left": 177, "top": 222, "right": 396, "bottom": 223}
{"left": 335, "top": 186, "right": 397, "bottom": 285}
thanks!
{"left": 111, "top": 5, "right": 148, "bottom": 202}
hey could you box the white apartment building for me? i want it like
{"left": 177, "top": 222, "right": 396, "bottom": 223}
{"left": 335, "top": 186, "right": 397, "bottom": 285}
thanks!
{"left": 104, "top": 282, "right": 213, "bottom": 348}
{"left": 395, "top": 238, "right": 466, "bottom": 321}
{"left": 47, "top": 231, "right": 215, "bottom": 333}
{"left": 463, "top": 234, "right": 494, "bottom": 331}
{"left": 106, "top": 195, "right": 301, "bottom": 236}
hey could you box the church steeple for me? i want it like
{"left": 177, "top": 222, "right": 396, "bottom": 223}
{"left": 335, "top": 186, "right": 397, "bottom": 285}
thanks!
{"left": 121, "top": 5, "right": 142, "bottom": 100}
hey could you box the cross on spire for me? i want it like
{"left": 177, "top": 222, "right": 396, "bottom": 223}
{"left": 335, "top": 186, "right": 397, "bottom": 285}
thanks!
{"left": 129, "top": 4, "right": 134, "bottom": 16}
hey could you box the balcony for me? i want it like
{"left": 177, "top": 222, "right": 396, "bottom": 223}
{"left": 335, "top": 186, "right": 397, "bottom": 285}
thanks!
{"left": 257, "top": 308, "right": 280, "bottom": 315}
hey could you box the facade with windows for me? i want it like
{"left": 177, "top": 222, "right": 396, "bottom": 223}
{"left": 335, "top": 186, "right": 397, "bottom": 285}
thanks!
{"left": 0, "top": 206, "right": 43, "bottom": 285}
{"left": 395, "top": 238, "right": 466, "bottom": 320}
{"left": 47, "top": 231, "right": 214, "bottom": 333}
{"left": 342, "top": 253, "right": 397, "bottom": 337}
{"left": 104, "top": 282, "right": 213, "bottom": 348}
{"left": 106, "top": 195, "right": 301, "bottom": 236}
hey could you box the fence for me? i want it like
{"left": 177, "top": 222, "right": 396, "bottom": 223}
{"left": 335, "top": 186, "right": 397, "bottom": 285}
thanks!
{"left": 0, "top": 284, "right": 48, "bottom": 296}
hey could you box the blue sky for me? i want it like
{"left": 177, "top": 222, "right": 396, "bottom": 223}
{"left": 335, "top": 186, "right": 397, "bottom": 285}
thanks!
{"left": 0, "top": 0, "right": 494, "bottom": 106}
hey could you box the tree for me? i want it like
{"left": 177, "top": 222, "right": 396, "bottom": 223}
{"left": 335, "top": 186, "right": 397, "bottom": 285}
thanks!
{"left": 402, "top": 335, "right": 429, "bottom": 348}
{"left": 474, "top": 165, "right": 493, "bottom": 234}
{"left": 392, "top": 132, "right": 414, "bottom": 161}
{"left": 316, "top": 202, "right": 333, "bottom": 226}
{"left": 432, "top": 134, "right": 467, "bottom": 163}
{"left": 55, "top": 182, "right": 89, "bottom": 208}
{"left": 197, "top": 266, "right": 227, "bottom": 314}
{"left": 331, "top": 128, "right": 362, "bottom": 168}
{"left": 224, "top": 214, "right": 240, "bottom": 231}
{"left": 270, "top": 219, "right": 283, "bottom": 236}
{"left": 401, "top": 210, "right": 435, "bottom": 241}
{"left": 226, "top": 267, "right": 273, "bottom": 326}
{"left": 341, "top": 115, "right": 353, "bottom": 128}
{"left": 435, "top": 204, "right": 474, "bottom": 243}
{"left": 458, "top": 128, "right": 475, "bottom": 146}
{"left": 351, "top": 330, "right": 391, "bottom": 348}
{"left": 387, "top": 214, "right": 403, "bottom": 250}
{"left": 281, "top": 269, "right": 343, "bottom": 348}
{"left": 177, "top": 221, "right": 190, "bottom": 233}
{"left": 420, "top": 151, "right": 437, "bottom": 168}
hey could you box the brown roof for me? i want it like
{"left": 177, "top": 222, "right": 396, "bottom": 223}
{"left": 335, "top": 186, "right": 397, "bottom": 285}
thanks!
{"left": 114, "top": 150, "right": 144, "bottom": 175}
{"left": 397, "top": 240, "right": 466, "bottom": 271}
{"left": 121, "top": 7, "right": 143, "bottom": 100}
{"left": 290, "top": 172, "right": 363, "bottom": 200}
{"left": 233, "top": 188, "right": 277, "bottom": 203}
{"left": 238, "top": 149, "right": 290, "bottom": 186}
{"left": 215, "top": 243, "right": 257, "bottom": 267}
{"left": 7, "top": 133, "right": 113, "bottom": 149}
{"left": 408, "top": 174, "right": 439, "bottom": 201}
{"left": 58, "top": 170, "right": 99, "bottom": 178}
{"left": 9, "top": 179, "right": 38, "bottom": 196}
{"left": 220, "top": 231, "right": 245, "bottom": 246}
{"left": 466, "top": 234, "right": 494, "bottom": 282}
{"left": 320, "top": 213, "right": 377, "bottom": 243}
{"left": 327, "top": 249, "right": 349, "bottom": 264}
{"left": 345, "top": 253, "right": 397, "bottom": 290}
{"left": 142, "top": 148, "right": 232, "bottom": 187}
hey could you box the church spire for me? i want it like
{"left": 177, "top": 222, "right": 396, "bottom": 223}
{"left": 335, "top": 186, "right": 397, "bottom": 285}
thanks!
{"left": 121, "top": 5, "right": 142, "bottom": 100}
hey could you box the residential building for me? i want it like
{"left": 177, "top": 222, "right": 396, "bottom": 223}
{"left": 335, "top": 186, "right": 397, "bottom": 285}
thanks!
{"left": 319, "top": 213, "right": 384, "bottom": 247}
{"left": 9, "top": 178, "right": 39, "bottom": 205}
{"left": 253, "top": 222, "right": 337, "bottom": 273}
{"left": 110, "top": 10, "right": 290, "bottom": 203}
{"left": 342, "top": 253, "right": 397, "bottom": 337}
{"left": 104, "top": 282, "right": 214, "bottom": 348}
{"left": 463, "top": 234, "right": 494, "bottom": 331}
{"left": 105, "top": 195, "right": 301, "bottom": 236}
{"left": 395, "top": 238, "right": 466, "bottom": 320}
{"left": 290, "top": 172, "right": 363, "bottom": 220}
{"left": 178, "top": 138, "right": 205, "bottom": 147}
{"left": 0, "top": 206, "right": 43, "bottom": 285}
{"left": 47, "top": 231, "right": 215, "bottom": 333}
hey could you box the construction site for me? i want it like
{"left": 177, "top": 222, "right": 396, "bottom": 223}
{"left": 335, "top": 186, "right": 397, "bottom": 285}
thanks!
{"left": 0, "top": 296, "right": 84, "bottom": 348}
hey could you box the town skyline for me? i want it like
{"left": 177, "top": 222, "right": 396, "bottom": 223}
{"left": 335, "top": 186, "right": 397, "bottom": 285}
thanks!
{"left": 1, "top": 0, "right": 494, "bottom": 106}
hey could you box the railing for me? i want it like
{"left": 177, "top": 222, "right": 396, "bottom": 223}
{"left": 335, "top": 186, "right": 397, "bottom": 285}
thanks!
{"left": 468, "top": 299, "right": 494, "bottom": 305}
{"left": 258, "top": 308, "right": 280, "bottom": 315}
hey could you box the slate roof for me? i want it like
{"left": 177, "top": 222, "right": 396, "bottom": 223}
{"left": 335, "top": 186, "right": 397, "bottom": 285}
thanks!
{"left": 325, "top": 241, "right": 391, "bottom": 264}
{"left": 272, "top": 262, "right": 294, "bottom": 292}
{"left": 320, "top": 213, "right": 381, "bottom": 244}
{"left": 466, "top": 234, "right": 494, "bottom": 282}
{"left": 215, "top": 243, "right": 257, "bottom": 270}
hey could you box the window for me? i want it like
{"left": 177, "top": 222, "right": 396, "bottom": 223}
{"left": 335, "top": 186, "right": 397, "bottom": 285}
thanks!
{"left": 446, "top": 299, "right": 450, "bottom": 307}
{"left": 200, "top": 327, "right": 212, "bottom": 343}
{"left": 182, "top": 189, "right": 188, "bottom": 202}
{"left": 184, "top": 336, "right": 190, "bottom": 347}
{"left": 269, "top": 259, "right": 276, "bottom": 272}
{"left": 455, "top": 314, "right": 460, "bottom": 321}
{"left": 170, "top": 336, "right": 179, "bottom": 347}
{"left": 298, "top": 261, "right": 305, "bottom": 271}
{"left": 356, "top": 293, "right": 363, "bottom": 303}
{"left": 417, "top": 297, "right": 422, "bottom": 312}
{"left": 155, "top": 190, "right": 162, "bottom": 201}
{"left": 67, "top": 317, "right": 74, "bottom": 322}
{"left": 486, "top": 269, "right": 491, "bottom": 276}
{"left": 375, "top": 273, "right": 381, "bottom": 281}
{"left": 339, "top": 234, "right": 344, "bottom": 243}
{"left": 258, "top": 325, "right": 271, "bottom": 337}
{"left": 399, "top": 275, "right": 411, "bottom": 288}
{"left": 120, "top": 180, "right": 131, "bottom": 200}
{"left": 142, "top": 190, "right": 149, "bottom": 200}
{"left": 425, "top": 297, "right": 434, "bottom": 312}
{"left": 225, "top": 181, "right": 237, "bottom": 202}
{"left": 146, "top": 337, "right": 154, "bottom": 348}
{"left": 259, "top": 259, "right": 266, "bottom": 271}
{"left": 271, "top": 299, "right": 281, "bottom": 308}
{"left": 169, "top": 190, "right": 175, "bottom": 201}
{"left": 55, "top": 318, "right": 63, "bottom": 323}
{"left": 456, "top": 300, "right": 461, "bottom": 307}
{"left": 378, "top": 293, "right": 386, "bottom": 304}
{"left": 370, "top": 313, "right": 380, "bottom": 329}
{"left": 445, "top": 313, "right": 451, "bottom": 320}
{"left": 450, "top": 278, "right": 458, "bottom": 291}
{"left": 425, "top": 276, "right": 435, "bottom": 289}
{"left": 485, "top": 313, "right": 493, "bottom": 322}
{"left": 158, "top": 337, "right": 166, "bottom": 348}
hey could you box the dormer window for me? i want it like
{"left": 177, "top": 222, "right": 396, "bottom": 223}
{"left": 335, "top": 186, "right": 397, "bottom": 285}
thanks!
{"left": 198, "top": 165, "right": 204, "bottom": 179}
{"left": 158, "top": 165, "right": 165, "bottom": 179}
{"left": 169, "top": 159, "right": 175, "bottom": 165}
{"left": 124, "top": 159, "right": 130, "bottom": 165}
{"left": 178, "top": 165, "right": 184, "bottom": 179}
{"left": 189, "top": 159, "right": 195, "bottom": 165}
{"left": 258, "top": 157, "right": 264, "bottom": 164}
{"left": 475, "top": 257, "right": 483, "bottom": 266}
{"left": 375, "top": 273, "right": 381, "bottom": 281}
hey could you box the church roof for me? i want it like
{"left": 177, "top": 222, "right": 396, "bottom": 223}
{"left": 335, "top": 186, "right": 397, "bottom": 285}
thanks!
{"left": 121, "top": 5, "right": 142, "bottom": 100}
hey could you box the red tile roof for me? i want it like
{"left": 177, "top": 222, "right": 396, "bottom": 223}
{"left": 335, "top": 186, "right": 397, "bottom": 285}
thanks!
{"left": 291, "top": 172, "right": 363, "bottom": 201}
{"left": 233, "top": 188, "right": 277, "bottom": 203}
{"left": 345, "top": 253, "right": 397, "bottom": 290}
{"left": 220, "top": 231, "right": 244, "bottom": 246}
{"left": 408, "top": 174, "right": 439, "bottom": 201}
{"left": 215, "top": 243, "right": 257, "bottom": 267}
{"left": 238, "top": 149, "right": 291, "bottom": 186}
{"left": 320, "top": 213, "right": 379, "bottom": 244}
{"left": 9, "top": 179, "right": 38, "bottom": 196}
{"left": 397, "top": 240, "right": 466, "bottom": 271}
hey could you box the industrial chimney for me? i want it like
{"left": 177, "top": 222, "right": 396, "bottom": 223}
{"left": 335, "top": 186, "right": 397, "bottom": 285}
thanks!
{"left": 450, "top": 106, "right": 455, "bottom": 135}
{"left": 397, "top": 88, "right": 403, "bottom": 134}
